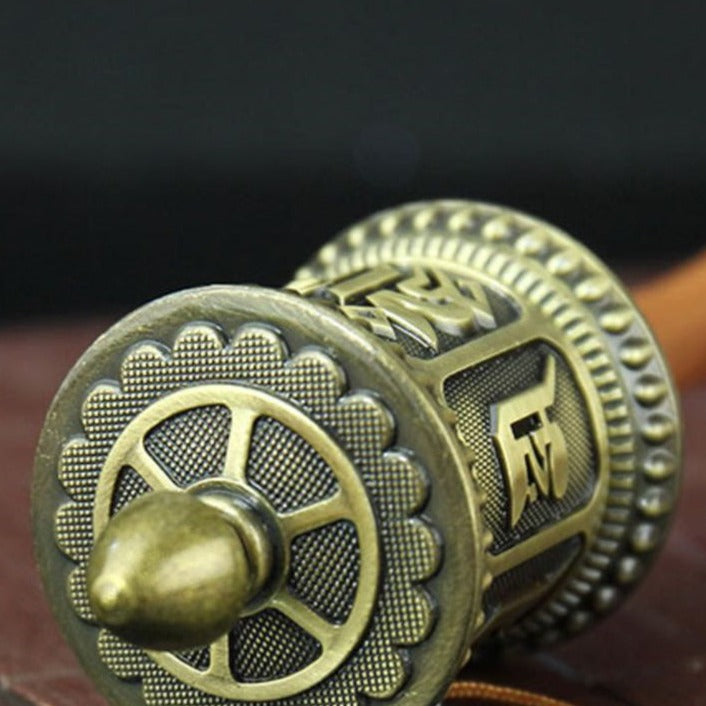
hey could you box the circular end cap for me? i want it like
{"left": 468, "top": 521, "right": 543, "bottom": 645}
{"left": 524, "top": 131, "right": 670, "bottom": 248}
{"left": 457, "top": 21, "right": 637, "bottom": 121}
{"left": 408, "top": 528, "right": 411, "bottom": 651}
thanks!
{"left": 33, "top": 285, "right": 480, "bottom": 706}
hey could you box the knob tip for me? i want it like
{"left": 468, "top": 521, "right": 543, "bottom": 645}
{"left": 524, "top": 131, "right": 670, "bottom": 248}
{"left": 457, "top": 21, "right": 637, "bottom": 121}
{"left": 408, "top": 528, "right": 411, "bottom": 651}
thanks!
{"left": 90, "top": 575, "right": 136, "bottom": 628}
{"left": 87, "top": 490, "right": 261, "bottom": 652}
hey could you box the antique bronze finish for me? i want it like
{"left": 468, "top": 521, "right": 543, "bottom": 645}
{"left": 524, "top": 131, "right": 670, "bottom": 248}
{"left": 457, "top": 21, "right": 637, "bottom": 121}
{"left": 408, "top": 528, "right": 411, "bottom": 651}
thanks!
{"left": 33, "top": 201, "right": 682, "bottom": 706}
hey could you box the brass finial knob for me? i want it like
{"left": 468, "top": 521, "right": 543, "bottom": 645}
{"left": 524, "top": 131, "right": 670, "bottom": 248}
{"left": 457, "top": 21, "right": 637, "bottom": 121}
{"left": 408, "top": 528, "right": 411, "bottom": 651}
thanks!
{"left": 87, "top": 490, "right": 266, "bottom": 651}
{"left": 33, "top": 201, "right": 682, "bottom": 706}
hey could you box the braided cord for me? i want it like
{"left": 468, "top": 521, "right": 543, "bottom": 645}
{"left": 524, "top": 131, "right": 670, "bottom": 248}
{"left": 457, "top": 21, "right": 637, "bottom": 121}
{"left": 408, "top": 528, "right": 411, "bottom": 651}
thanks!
{"left": 446, "top": 680, "right": 574, "bottom": 706}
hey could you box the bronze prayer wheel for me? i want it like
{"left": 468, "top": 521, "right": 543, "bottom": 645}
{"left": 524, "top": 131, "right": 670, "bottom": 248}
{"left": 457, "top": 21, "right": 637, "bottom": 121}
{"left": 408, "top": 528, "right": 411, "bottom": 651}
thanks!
{"left": 32, "top": 200, "right": 682, "bottom": 705}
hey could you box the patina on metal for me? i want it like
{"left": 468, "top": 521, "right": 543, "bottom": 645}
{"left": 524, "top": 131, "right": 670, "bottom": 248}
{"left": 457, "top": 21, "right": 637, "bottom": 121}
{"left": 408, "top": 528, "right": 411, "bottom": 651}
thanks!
{"left": 32, "top": 200, "right": 682, "bottom": 706}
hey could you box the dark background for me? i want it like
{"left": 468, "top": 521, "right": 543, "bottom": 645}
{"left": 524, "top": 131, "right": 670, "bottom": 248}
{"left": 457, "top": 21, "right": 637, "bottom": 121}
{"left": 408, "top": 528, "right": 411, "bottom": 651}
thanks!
{"left": 1, "top": 2, "right": 705, "bottom": 323}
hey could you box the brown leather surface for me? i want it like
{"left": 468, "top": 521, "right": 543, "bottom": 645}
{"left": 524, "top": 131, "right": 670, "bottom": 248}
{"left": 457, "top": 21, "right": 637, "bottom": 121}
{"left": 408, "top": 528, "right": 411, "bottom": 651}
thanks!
{"left": 1, "top": 319, "right": 704, "bottom": 706}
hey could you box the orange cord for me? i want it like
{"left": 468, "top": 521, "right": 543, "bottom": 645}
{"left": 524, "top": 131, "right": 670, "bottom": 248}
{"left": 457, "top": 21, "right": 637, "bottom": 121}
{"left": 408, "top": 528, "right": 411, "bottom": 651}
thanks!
{"left": 634, "top": 249, "right": 706, "bottom": 389}
{"left": 446, "top": 680, "right": 574, "bottom": 706}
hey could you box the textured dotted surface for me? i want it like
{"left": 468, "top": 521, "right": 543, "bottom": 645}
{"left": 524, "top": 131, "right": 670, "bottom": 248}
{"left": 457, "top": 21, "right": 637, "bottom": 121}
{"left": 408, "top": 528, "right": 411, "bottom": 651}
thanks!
{"left": 289, "top": 521, "right": 360, "bottom": 624}
{"left": 231, "top": 610, "right": 322, "bottom": 682}
{"left": 145, "top": 405, "right": 231, "bottom": 487}
{"left": 483, "top": 536, "right": 583, "bottom": 617}
{"left": 177, "top": 648, "right": 211, "bottom": 672}
{"left": 111, "top": 466, "right": 151, "bottom": 514}
{"left": 246, "top": 417, "right": 338, "bottom": 514}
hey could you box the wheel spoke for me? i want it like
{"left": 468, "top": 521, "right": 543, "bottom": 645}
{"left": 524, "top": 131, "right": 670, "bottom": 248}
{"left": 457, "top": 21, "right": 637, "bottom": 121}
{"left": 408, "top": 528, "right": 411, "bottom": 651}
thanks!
{"left": 207, "top": 634, "right": 232, "bottom": 679}
{"left": 279, "top": 492, "right": 349, "bottom": 539}
{"left": 272, "top": 592, "right": 339, "bottom": 649}
{"left": 127, "top": 443, "right": 178, "bottom": 491}
{"left": 222, "top": 407, "right": 260, "bottom": 481}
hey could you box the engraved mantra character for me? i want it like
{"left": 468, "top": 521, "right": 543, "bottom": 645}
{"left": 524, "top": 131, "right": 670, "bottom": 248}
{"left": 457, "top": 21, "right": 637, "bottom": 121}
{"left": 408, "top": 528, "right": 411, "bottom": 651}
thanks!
{"left": 326, "top": 264, "right": 497, "bottom": 352}
{"left": 491, "top": 357, "right": 569, "bottom": 528}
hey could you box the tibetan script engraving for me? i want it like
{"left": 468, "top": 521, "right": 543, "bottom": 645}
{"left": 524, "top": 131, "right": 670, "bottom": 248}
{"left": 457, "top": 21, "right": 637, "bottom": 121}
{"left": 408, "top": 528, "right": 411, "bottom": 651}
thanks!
{"left": 327, "top": 264, "right": 497, "bottom": 352}
{"left": 491, "top": 356, "right": 569, "bottom": 528}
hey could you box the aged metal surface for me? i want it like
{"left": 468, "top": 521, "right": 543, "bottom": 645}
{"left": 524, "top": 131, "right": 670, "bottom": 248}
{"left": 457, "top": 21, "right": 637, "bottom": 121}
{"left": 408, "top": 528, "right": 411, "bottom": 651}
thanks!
{"left": 30, "top": 201, "right": 682, "bottom": 705}
{"left": 2, "top": 320, "right": 702, "bottom": 706}
{"left": 295, "top": 201, "right": 682, "bottom": 649}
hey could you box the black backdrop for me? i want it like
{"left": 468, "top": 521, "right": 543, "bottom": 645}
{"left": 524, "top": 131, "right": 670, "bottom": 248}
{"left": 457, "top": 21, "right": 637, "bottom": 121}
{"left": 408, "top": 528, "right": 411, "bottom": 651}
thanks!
{"left": 1, "top": 2, "right": 705, "bottom": 321}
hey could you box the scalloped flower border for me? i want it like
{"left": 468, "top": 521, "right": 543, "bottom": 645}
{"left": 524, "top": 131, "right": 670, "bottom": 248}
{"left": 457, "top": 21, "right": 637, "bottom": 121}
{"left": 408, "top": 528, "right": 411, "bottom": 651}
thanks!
{"left": 54, "top": 322, "right": 442, "bottom": 705}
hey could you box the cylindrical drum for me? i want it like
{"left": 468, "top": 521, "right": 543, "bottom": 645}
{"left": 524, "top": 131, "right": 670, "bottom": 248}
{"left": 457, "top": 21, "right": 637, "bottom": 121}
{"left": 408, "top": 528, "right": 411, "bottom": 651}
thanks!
{"left": 33, "top": 200, "right": 681, "bottom": 706}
